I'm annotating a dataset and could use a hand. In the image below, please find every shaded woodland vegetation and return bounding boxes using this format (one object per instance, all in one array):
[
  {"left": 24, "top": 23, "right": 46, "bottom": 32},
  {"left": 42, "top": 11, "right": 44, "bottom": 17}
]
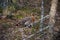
[{"left": 0, "top": 0, "right": 60, "bottom": 40}]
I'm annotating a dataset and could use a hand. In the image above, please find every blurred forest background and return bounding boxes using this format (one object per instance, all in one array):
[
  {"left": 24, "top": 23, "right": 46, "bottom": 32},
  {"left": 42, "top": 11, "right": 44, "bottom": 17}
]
[{"left": 0, "top": 0, "right": 60, "bottom": 40}]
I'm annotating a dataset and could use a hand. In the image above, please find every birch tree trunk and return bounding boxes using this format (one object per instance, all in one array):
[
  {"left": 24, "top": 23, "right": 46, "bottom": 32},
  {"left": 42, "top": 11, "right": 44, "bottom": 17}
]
[{"left": 48, "top": 0, "right": 58, "bottom": 40}]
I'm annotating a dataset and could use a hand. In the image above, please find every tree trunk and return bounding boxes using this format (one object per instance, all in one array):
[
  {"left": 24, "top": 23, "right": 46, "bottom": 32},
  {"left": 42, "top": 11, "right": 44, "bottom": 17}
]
[{"left": 48, "top": 0, "right": 58, "bottom": 40}]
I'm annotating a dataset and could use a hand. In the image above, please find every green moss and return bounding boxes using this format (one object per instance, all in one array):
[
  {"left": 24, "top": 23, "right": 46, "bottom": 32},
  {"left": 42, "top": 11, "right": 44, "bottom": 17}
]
[{"left": 16, "top": 15, "right": 23, "bottom": 19}]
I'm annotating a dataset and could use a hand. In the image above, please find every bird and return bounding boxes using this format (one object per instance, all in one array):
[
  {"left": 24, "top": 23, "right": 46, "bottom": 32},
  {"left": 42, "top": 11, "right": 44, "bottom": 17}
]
[
  {"left": 24, "top": 14, "right": 36, "bottom": 28},
  {"left": 15, "top": 13, "right": 36, "bottom": 28}
]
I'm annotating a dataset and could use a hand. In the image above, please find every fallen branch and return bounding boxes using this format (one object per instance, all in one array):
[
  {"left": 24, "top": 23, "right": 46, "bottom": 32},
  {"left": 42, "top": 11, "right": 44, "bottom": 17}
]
[
  {"left": 28, "top": 15, "right": 49, "bottom": 26},
  {"left": 26, "top": 25, "right": 50, "bottom": 39}
]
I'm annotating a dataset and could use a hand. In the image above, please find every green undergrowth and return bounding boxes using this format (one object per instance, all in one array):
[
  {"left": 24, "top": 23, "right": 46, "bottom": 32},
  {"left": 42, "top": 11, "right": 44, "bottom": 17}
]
[
  {"left": 15, "top": 15, "right": 23, "bottom": 19},
  {"left": 20, "top": 7, "right": 40, "bottom": 13}
]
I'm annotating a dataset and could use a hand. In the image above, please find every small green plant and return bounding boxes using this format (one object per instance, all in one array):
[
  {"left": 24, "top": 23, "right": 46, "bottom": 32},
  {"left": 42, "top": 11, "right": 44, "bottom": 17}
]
[
  {"left": 8, "top": 5, "right": 15, "bottom": 11},
  {"left": 16, "top": 15, "right": 23, "bottom": 19}
]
